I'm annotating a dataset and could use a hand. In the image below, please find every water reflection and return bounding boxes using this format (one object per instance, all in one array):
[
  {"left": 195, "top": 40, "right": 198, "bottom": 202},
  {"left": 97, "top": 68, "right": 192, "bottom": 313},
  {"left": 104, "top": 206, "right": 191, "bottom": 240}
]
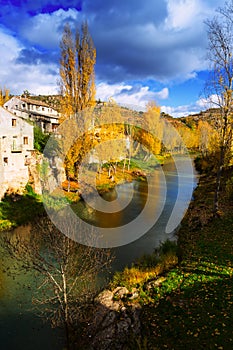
[{"left": 0, "top": 156, "right": 197, "bottom": 349}]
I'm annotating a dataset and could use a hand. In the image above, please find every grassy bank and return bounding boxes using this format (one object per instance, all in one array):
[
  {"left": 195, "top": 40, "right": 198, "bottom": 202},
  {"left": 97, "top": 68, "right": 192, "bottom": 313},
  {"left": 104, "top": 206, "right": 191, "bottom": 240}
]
[
  {"left": 108, "top": 170, "right": 233, "bottom": 349},
  {"left": 0, "top": 185, "right": 45, "bottom": 231}
]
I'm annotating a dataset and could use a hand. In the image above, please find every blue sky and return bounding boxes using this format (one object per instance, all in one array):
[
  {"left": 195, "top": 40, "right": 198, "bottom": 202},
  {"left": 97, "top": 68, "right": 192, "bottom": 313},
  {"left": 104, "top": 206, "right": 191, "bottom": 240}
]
[{"left": 0, "top": 0, "right": 224, "bottom": 117}]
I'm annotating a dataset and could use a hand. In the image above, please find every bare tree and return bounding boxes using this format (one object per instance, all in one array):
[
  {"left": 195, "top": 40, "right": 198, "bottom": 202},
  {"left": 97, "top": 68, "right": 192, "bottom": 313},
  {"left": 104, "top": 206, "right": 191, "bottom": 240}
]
[
  {"left": 205, "top": 0, "right": 233, "bottom": 215},
  {"left": 1, "top": 217, "right": 113, "bottom": 349}
]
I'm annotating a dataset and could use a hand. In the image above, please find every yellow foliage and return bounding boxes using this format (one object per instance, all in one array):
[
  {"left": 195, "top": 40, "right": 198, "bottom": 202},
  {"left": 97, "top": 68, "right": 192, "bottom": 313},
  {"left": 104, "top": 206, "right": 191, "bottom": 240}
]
[
  {"left": 59, "top": 21, "right": 96, "bottom": 119},
  {"left": 143, "top": 101, "right": 163, "bottom": 155},
  {"left": 0, "top": 87, "right": 10, "bottom": 106}
]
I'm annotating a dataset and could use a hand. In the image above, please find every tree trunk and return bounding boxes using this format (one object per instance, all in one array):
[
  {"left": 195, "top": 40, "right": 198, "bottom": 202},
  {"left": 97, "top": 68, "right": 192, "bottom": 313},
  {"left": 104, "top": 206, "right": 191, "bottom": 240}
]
[{"left": 213, "top": 146, "right": 224, "bottom": 217}]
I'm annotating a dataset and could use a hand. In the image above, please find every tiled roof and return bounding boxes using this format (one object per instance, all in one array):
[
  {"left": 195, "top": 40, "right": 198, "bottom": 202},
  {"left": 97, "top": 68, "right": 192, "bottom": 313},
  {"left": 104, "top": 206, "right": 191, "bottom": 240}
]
[{"left": 20, "top": 97, "right": 50, "bottom": 108}]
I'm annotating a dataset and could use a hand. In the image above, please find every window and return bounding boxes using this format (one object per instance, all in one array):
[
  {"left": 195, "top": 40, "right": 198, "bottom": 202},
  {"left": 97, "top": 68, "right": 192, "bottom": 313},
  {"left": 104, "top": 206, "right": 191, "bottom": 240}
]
[
  {"left": 23, "top": 136, "right": 28, "bottom": 145},
  {"left": 3, "top": 157, "right": 8, "bottom": 165},
  {"left": 12, "top": 119, "right": 16, "bottom": 127},
  {"left": 22, "top": 103, "right": 26, "bottom": 108},
  {"left": 42, "top": 107, "right": 45, "bottom": 111}
]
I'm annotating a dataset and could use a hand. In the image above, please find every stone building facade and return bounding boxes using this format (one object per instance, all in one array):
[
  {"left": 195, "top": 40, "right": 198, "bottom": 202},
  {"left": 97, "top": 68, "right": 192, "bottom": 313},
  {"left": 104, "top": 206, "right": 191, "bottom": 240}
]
[
  {"left": 4, "top": 96, "right": 59, "bottom": 133},
  {"left": 0, "top": 107, "right": 34, "bottom": 198}
]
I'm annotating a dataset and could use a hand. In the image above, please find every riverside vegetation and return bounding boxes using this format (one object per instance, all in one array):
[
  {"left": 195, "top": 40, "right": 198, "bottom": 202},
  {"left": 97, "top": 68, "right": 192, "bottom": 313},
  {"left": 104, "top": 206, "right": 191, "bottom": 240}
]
[{"left": 87, "top": 163, "right": 232, "bottom": 350}]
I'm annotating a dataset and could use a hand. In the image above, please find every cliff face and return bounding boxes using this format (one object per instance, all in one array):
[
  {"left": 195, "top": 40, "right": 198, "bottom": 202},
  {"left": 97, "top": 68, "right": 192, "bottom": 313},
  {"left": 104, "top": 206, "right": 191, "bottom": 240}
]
[
  {"left": 28, "top": 152, "right": 66, "bottom": 195},
  {"left": 0, "top": 151, "right": 66, "bottom": 199},
  {"left": 27, "top": 152, "right": 43, "bottom": 195}
]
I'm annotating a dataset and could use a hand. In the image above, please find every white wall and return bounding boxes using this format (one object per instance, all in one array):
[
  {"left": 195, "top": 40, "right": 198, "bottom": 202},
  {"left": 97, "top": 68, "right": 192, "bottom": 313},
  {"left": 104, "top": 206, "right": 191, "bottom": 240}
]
[{"left": 0, "top": 107, "right": 34, "bottom": 198}]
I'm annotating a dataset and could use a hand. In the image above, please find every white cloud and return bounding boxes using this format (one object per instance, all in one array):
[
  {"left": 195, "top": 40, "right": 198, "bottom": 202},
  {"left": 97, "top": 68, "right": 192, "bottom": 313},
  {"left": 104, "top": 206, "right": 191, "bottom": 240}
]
[
  {"left": 156, "top": 87, "right": 169, "bottom": 99},
  {"left": 196, "top": 94, "right": 220, "bottom": 108},
  {"left": 96, "top": 83, "right": 169, "bottom": 109},
  {"left": 161, "top": 93, "right": 221, "bottom": 118},
  {"left": 165, "top": 0, "right": 202, "bottom": 30},
  {"left": 0, "top": 27, "right": 59, "bottom": 95},
  {"left": 0, "top": 30, "right": 22, "bottom": 70},
  {"left": 9, "top": 63, "right": 59, "bottom": 95}
]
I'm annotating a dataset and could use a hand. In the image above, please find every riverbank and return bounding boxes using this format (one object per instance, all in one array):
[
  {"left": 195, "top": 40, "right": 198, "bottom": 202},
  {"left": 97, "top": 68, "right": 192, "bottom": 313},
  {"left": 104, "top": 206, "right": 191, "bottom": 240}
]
[
  {"left": 139, "top": 170, "right": 233, "bottom": 349},
  {"left": 0, "top": 185, "right": 44, "bottom": 231},
  {"left": 60, "top": 157, "right": 162, "bottom": 202},
  {"left": 0, "top": 158, "right": 153, "bottom": 231},
  {"left": 84, "top": 168, "right": 233, "bottom": 349}
]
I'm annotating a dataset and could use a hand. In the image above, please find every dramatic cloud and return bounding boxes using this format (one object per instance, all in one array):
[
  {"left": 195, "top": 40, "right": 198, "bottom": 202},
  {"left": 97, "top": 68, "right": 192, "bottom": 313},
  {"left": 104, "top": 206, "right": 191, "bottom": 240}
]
[
  {"left": 20, "top": 8, "right": 81, "bottom": 49},
  {"left": 87, "top": 0, "right": 219, "bottom": 83},
  {"left": 0, "top": 26, "right": 58, "bottom": 94},
  {"left": 0, "top": 0, "right": 225, "bottom": 115}
]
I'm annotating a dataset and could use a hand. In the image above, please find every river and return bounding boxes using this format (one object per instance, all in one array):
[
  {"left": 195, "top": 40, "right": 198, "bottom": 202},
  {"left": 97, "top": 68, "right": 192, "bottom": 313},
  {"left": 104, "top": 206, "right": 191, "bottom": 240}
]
[{"left": 0, "top": 156, "right": 197, "bottom": 349}]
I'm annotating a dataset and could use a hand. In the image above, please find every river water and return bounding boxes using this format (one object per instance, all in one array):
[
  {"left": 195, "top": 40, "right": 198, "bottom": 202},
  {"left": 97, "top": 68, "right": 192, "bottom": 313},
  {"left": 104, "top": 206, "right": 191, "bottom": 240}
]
[{"left": 0, "top": 156, "right": 197, "bottom": 349}]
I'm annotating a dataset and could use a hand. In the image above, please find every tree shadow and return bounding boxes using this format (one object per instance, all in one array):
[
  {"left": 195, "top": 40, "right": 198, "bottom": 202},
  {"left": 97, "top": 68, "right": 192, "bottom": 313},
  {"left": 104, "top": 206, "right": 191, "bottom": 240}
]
[{"left": 0, "top": 191, "right": 45, "bottom": 227}]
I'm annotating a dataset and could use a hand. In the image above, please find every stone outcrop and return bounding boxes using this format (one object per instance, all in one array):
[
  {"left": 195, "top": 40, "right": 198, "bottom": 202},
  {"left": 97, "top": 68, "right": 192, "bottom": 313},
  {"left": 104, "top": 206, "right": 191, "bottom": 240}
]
[
  {"left": 86, "top": 287, "right": 141, "bottom": 350},
  {"left": 28, "top": 153, "right": 66, "bottom": 195}
]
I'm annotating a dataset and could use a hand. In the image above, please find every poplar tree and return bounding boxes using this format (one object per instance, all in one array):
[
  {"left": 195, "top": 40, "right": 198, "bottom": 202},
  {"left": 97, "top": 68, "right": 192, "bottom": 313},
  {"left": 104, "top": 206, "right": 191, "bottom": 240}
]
[
  {"left": 59, "top": 21, "right": 96, "bottom": 120},
  {"left": 59, "top": 22, "right": 96, "bottom": 178}
]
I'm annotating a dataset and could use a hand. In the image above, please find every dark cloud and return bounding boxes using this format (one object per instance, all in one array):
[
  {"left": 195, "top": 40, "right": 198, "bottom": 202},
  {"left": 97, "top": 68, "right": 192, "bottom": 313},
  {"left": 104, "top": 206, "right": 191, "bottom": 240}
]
[
  {"left": 0, "top": 0, "right": 82, "bottom": 15},
  {"left": 16, "top": 48, "right": 58, "bottom": 67},
  {"left": 83, "top": 0, "right": 167, "bottom": 27},
  {"left": 84, "top": 0, "right": 211, "bottom": 83},
  {"left": 117, "top": 86, "right": 143, "bottom": 96}
]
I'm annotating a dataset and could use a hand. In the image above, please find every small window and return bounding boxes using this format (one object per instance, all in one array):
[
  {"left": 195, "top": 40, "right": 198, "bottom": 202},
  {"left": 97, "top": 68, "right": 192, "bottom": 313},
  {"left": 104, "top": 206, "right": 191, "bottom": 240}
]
[
  {"left": 12, "top": 119, "right": 16, "bottom": 127},
  {"left": 42, "top": 107, "right": 45, "bottom": 111},
  {"left": 3, "top": 157, "right": 8, "bottom": 165},
  {"left": 23, "top": 136, "right": 28, "bottom": 145},
  {"left": 22, "top": 103, "right": 26, "bottom": 108}
]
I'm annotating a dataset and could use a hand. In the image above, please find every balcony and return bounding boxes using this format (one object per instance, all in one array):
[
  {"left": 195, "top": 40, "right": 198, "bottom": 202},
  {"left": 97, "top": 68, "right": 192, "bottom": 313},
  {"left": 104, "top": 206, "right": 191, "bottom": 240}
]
[{"left": 11, "top": 144, "right": 23, "bottom": 153}]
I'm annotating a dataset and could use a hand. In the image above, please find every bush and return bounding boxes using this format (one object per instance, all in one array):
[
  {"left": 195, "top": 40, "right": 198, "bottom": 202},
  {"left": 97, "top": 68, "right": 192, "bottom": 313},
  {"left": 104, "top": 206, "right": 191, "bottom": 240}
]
[
  {"left": 34, "top": 125, "right": 50, "bottom": 152},
  {"left": 156, "top": 239, "right": 178, "bottom": 256}
]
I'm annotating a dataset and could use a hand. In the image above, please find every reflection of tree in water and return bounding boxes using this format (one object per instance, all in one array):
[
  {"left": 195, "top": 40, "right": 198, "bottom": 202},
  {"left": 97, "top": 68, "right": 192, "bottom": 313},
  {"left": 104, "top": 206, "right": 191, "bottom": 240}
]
[{"left": 1, "top": 217, "right": 113, "bottom": 349}]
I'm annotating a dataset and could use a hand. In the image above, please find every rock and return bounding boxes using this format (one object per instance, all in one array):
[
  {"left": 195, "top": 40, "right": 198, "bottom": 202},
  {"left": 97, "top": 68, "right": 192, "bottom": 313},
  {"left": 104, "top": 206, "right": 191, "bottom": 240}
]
[
  {"left": 113, "top": 286, "right": 129, "bottom": 299},
  {"left": 146, "top": 276, "right": 166, "bottom": 291},
  {"left": 87, "top": 288, "right": 142, "bottom": 350}
]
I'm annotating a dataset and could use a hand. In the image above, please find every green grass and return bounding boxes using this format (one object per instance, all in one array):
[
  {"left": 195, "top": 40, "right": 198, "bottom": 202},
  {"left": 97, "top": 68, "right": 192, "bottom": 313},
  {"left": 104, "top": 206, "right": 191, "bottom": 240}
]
[
  {"left": 109, "top": 169, "right": 233, "bottom": 349},
  {"left": 138, "top": 171, "right": 233, "bottom": 349},
  {"left": 0, "top": 185, "right": 45, "bottom": 231},
  {"left": 118, "top": 154, "right": 164, "bottom": 174}
]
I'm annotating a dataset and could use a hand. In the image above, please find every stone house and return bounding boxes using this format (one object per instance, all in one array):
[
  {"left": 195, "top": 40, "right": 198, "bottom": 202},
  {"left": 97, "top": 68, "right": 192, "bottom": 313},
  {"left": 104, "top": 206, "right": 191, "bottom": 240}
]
[
  {"left": 0, "top": 106, "right": 34, "bottom": 198},
  {"left": 4, "top": 96, "right": 60, "bottom": 133}
]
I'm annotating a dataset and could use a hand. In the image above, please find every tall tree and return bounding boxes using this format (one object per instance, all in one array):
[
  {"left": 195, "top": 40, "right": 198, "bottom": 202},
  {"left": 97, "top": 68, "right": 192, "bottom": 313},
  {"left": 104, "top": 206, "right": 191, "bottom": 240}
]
[
  {"left": 59, "top": 21, "right": 96, "bottom": 120},
  {"left": 205, "top": 0, "right": 233, "bottom": 215}
]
